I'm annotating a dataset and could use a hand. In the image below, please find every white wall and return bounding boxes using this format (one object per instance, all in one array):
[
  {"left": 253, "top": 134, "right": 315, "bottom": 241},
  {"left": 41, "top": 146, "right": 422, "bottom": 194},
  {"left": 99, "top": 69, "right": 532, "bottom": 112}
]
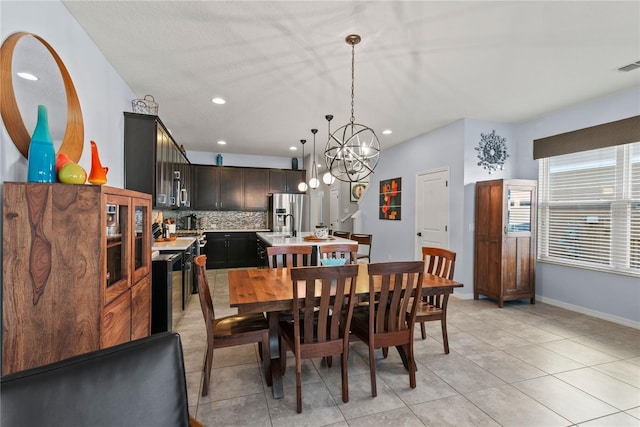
[
  {"left": 1, "top": 1, "right": 136, "bottom": 188},
  {"left": 515, "top": 88, "right": 640, "bottom": 326}
]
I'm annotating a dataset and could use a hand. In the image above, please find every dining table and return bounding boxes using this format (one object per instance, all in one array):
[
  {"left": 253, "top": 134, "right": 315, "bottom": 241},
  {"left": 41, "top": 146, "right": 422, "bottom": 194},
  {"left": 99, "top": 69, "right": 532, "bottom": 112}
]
[{"left": 228, "top": 263, "right": 463, "bottom": 399}]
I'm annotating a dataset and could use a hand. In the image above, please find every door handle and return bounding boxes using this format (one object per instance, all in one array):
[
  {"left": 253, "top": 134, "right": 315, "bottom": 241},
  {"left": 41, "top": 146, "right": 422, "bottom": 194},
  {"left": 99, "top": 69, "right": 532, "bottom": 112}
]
[{"left": 417, "top": 232, "right": 422, "bottom": 236}]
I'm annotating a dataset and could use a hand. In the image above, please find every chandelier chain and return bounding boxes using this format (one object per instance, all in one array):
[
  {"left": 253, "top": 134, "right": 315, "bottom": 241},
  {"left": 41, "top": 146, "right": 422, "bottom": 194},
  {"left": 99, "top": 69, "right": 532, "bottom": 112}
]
[{"left": 350, "top": 43, "right": 355, "bottom": 125}]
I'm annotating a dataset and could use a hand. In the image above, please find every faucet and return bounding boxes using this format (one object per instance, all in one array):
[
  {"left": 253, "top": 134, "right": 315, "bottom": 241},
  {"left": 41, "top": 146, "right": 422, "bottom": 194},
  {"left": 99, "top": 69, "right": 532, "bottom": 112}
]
[{"left": 283, "top": 214, "right": 296, "bottom": 237}]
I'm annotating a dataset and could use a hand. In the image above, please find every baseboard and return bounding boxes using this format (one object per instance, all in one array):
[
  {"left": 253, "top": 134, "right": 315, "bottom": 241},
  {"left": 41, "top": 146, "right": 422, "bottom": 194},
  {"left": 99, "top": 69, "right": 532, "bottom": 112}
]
[
  {"left": 451, "top": 293, "right": 639, "bottom": 330},
  {"left": 535, "top": 295, "right": 640, "bottom": 330}
]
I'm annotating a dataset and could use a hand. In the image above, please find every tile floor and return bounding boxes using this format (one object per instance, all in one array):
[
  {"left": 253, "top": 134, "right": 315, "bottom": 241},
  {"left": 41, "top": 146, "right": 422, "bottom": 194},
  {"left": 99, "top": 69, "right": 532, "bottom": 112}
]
[{"left": 176, "top": 268, "right": 640, "bottom": 427}]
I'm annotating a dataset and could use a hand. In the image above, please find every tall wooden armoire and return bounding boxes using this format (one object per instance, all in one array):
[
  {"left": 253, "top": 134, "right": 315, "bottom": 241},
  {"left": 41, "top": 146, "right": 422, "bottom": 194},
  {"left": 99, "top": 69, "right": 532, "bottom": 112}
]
[{"left": 474, "top": 179, "right": 537, "bottom": 307}]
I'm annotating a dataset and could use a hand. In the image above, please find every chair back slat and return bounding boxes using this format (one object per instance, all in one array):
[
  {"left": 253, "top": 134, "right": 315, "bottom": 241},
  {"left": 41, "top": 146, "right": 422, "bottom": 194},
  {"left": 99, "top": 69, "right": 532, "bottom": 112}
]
[
  {"left": 422, "top": 247, "right": 456, "bottom": 280},
  {"left": 368, "top": 261, "right": 424, "bottom": 335},
  {"left": 318, "top": 243, "right": 358, "bottom": 265},
  {"left": 267, "top": 245, "right": 313, "bottom": 268},
  {"left": 291, "top": 265, "right": 360, "bottom": 345}
]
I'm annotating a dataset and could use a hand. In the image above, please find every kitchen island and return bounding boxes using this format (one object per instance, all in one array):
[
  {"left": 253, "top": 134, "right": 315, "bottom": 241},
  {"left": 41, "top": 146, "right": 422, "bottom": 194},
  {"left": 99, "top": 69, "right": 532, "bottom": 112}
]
[{"left": 256, "top": 231, "right": 355, "bottom": 266}]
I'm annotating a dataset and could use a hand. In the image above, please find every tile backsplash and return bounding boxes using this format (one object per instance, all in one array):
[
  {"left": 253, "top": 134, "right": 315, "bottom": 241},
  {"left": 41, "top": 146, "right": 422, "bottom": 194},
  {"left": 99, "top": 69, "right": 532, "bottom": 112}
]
[{"left": 155, "top": 210, "right": 267, "bottom": 230}]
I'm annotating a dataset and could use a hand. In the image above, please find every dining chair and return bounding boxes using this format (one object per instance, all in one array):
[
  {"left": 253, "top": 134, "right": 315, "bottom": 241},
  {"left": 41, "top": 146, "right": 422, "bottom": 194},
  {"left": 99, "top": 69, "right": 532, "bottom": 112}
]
[
  {"left": 350, "top": 233, "right": 373, "bottom": 262},
  {"left": 267, "top": 245, "right": 313, "bottom": 268},
  {"left": 194, "top": 255, "right": 270, "bottom": 397},
  {"left": 317, "top": 243, "right": 359, "bottom": 265},
  {"left": 279, "top": 264, "right": 360, "bottom": 412},
  {"left": 350, "top": 261, "right": 424, "bottom": 397},
  {"left": 332, "top": 230, "right": 351, "bottom": 239},
  {"left": 414, "top": 247, "right": 456, "bottom": 353}
]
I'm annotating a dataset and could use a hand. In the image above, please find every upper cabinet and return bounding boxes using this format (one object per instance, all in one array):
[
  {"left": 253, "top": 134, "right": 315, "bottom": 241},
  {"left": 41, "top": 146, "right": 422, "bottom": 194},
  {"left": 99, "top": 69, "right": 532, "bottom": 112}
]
[
  {"left": 194, "top": 166, "right": 270, "bottom": 211},
  {"left": 269, "top": 169, "right": 306, "bottom": 193},
  {"left": 124, "top": 112, "right": 192, "bottom": 209}
]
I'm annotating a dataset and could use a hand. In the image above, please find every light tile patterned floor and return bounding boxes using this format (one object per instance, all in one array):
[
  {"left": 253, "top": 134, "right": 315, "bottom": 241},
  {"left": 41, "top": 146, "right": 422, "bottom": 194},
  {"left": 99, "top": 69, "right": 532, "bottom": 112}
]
[{"left": 177, "top": 268, "right": 640, "bottom": 427}]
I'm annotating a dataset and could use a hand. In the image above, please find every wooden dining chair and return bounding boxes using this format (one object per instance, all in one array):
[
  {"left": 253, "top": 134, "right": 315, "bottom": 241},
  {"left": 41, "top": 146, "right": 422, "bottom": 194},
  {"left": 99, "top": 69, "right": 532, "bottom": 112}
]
[
  {"left": 332, "top": 230, "right": 351, "bottom": 239},
  {"left": 194, "top": 255, "right": 270, "bottom": 397},
  {"left": 350, "top": 233, "right": 373, "bottom": 262},
  {"left": 414, "top": 247, "right": 456, "bottom": 353},
  {"left": 279, "top": 264, "right": 360, "bottom": 413},
  {"left": 267, "top": 245, "right": 313, "bottom": 268},
  {"left": 350, "top": 261, "right": 424, "bottom": 397},
  {"left": 317, "top": 243, "right": 359, "bottom": 265}
]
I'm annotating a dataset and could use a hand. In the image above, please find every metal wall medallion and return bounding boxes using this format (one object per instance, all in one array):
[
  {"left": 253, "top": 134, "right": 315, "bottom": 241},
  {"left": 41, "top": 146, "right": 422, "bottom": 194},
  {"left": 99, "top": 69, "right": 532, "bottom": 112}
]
[{"left": 476, "top": 130, "right": 508, "bottom": 173}]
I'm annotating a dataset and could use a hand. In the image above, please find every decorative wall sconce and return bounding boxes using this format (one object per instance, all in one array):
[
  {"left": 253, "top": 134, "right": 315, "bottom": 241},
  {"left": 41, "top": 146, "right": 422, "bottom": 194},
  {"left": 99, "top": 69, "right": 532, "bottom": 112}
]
[{"left": 476, "top": 130, "right": 508, "bottom": 173}]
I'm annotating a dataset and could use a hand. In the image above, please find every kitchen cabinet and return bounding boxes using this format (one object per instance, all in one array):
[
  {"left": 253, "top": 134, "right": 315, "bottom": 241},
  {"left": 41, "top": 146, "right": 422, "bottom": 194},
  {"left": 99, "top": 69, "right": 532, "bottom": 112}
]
[
  {"left": 193, "top": 165, "right": 246, "bottom": 211},
  {"left": 205, "top": 232, "right": 257, "bottom": 269},
  {"left": 244, "top": 168, "right": 269, "bottom": 211},
  {"left": 474, "top": 179, "right": 537, "bottom": 307},
  {"left": 2, "top": 183, "right": 152, "bottom": 375},
  {"left": 269, "top": 169, "right": 306, "bottom": 193},
  {"left": 124, "top": 112, "right": 192, "bottom": 209}
]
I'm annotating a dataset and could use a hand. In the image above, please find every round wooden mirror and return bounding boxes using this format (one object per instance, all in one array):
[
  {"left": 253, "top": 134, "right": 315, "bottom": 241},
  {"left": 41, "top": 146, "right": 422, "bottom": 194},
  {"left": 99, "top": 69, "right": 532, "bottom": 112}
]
[{"left": 1, "top": 32, "right": 84, "bottom": 161}]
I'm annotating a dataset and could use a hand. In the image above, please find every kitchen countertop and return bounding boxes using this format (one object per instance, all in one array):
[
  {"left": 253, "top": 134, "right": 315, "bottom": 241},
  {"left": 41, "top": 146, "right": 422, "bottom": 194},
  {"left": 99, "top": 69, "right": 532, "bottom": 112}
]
[
  {"left": 257, "top": 231, "right": 354, "bottom": 247},
  {"left": 202, "top": 229, "right": 270, "bottom": 233},
  {"left": 152, "top": 236, "right": 197, "bottom": 251}
]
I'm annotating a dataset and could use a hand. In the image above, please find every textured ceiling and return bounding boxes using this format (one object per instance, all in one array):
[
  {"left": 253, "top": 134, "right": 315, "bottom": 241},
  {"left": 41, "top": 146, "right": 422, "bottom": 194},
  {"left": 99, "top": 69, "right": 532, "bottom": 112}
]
[{"left": 62, "top": 1, "right": 640, "bottom": 159}]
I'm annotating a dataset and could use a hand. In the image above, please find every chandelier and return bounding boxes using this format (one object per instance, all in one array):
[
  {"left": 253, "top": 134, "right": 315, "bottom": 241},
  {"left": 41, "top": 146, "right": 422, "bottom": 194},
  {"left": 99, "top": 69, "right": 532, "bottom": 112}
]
[{"left": 324, "top": 34, "right": 380, "bottom": 183}]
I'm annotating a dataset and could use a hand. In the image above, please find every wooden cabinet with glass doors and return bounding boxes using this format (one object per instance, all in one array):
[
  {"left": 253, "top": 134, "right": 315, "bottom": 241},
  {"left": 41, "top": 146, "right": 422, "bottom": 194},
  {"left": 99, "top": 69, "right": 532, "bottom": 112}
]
[
  {"left": 474, "top": 179, "right": 537, "bottom": 307},
  {"left": 2, "top": 183, "right": 152, "bottom": 375}
]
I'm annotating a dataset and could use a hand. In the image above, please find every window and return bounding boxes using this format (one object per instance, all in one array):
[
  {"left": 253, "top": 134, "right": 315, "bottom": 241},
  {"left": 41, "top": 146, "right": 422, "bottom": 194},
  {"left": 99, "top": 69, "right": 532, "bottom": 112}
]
[{"left": 538, "top": 141, "right": 640, "bottom": 276}]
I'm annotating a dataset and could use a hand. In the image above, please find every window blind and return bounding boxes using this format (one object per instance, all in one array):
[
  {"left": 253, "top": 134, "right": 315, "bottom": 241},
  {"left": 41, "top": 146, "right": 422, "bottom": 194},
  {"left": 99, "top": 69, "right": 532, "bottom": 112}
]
[{"left": 538, "top": 141, "right": 640, "bottom": 276}]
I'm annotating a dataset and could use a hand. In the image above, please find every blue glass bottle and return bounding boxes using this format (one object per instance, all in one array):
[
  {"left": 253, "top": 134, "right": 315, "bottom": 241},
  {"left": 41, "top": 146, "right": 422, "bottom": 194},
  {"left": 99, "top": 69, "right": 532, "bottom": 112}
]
[{"left": 27, "top": 105, "right": 56, "bottom": 183}]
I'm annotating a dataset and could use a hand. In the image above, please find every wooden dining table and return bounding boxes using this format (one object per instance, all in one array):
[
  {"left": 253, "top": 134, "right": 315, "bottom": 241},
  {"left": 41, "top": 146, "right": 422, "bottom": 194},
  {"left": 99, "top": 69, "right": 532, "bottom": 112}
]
[{"left": 228, "top": 263, "right": 463, "bottom": 398}]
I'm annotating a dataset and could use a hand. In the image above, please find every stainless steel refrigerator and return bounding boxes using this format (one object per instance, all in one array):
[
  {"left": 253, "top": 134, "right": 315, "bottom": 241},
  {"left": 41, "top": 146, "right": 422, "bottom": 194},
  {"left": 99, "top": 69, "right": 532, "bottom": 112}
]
[{"left": 267, "top": 193, "right": 307, "bottom": 235}]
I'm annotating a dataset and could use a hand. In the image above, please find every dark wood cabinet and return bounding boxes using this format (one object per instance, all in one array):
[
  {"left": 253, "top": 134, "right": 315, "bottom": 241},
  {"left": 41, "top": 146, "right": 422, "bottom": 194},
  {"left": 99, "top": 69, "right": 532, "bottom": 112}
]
[
  {"left": 205, "top": 232, "right": 257, "bottom": 269},
  {"left": 474, "top": 179, "right": 537, "bottom": 307},
  {"left": 124, "top": 112, "right": 191, "bottom": 209},
  {"left": 244, "top": 168, "right": 269, "bottom": 211},
  {"left": 194, "top": 165, "right": 243, "bottom": 210},
  {"left": 269, "top": 169, "right": 306, "bottom": 193}
]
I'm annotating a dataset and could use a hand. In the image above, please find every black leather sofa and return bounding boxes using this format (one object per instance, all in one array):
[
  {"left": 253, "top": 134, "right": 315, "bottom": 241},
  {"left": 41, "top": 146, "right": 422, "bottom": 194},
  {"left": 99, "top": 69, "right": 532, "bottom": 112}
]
[{"left": 1, "top": 332, "right": 196, "bottom": 427}]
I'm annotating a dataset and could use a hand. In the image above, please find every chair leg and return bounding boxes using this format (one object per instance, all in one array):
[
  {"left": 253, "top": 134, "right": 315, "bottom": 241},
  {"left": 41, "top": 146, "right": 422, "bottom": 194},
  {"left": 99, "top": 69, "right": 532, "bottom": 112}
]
[
  {"left": 261, "top": 332, "right": 272, "bottom": 386},
  {"left": 420, "top": 321, "right": 427, "bottom": 340},
  {"left": 408, "top": 342, "right": 416, "bottom": 389},
  {"left": 368, "top": 344, "right": 377, "bottom": 397},
  {"left": 201, "top": 344, "right": 213, "bottom": 397},
  {"left": 341, "top": 346, "right": 349, "bottom": 403},
  {"left": 295, "top": 349, "right": 303, "bottom": 413},
  {"left": 441, "top": 319, "right": 449, "bottom": 354},
  {"left": 326, "top": 355, "right": 333, "bottom": 368},
  {"left": 258, "top": 341, "right": 264, "bottom": 361},
  {"left": 382, "top": 347, "right": 388, "bottom": 358}
]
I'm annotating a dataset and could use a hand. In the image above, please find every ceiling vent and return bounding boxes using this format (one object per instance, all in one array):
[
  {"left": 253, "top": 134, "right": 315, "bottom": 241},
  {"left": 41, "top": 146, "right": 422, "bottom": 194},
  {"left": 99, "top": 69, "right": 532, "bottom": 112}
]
[{"left": 618, "top": 61, "right": 640, "bottom": 72}]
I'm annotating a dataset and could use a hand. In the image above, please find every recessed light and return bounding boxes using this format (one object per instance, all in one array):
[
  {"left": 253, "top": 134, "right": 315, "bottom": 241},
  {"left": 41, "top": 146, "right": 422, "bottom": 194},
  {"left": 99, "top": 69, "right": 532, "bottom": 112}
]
[
  {"left": 289, "top": 146, "right": 297, "bottom": 151},
  {"left": 217, "top": 140, "right": 227, "bottom": 145},
  {"left": 17, "top": 72, "right": 38, "bottom": 81},
  {"left": 382, "top": 129, "right": 392, "bottom": 135},
  {"left": 211, "top": 97, "right": 226, "bottom": 104}
]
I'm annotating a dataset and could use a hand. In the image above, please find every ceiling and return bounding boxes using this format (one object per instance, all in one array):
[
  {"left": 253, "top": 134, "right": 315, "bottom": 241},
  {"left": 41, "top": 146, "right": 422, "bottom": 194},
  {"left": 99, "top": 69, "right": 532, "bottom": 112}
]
[{"left": 62, "top": 1, "right": 640, "bottom": 159}]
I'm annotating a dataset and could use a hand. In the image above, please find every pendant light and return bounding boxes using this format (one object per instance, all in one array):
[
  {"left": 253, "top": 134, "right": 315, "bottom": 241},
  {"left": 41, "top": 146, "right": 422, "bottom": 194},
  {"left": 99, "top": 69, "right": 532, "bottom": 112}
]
[
  {"left": 324, "top": 34, "right": 380, "bottom": 183},
  {"left": 297, "top": 139, "right": 308, "bottom": 192},
  {"left": 322, "top": 115, "right": 336, "bottom": 185},
  {"left": 308, "top": 129, "right": 320, "bottom": 189}
]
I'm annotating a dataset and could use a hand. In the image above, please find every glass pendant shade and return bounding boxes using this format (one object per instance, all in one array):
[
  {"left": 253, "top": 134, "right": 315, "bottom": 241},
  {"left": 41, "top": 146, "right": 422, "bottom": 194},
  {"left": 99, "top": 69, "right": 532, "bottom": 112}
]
[
  {"left": 324, "top": 34, "right": 380, "bottom": 184},
  {"left": 322, "top": 171, "right": 335, "bottom": 185},
  {"left": 298, "top": 181, "right": 308, "bottom": 192}
]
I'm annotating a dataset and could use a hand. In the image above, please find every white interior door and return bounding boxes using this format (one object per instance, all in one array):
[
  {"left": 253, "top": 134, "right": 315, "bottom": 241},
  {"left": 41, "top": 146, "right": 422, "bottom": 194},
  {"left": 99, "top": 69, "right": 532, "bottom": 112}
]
[
  {"left": 330, "top": 187, "right": 340, "bottom": 230},
  {"left": 415, "top": 168, "right": 450, "bottom": 259}
]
